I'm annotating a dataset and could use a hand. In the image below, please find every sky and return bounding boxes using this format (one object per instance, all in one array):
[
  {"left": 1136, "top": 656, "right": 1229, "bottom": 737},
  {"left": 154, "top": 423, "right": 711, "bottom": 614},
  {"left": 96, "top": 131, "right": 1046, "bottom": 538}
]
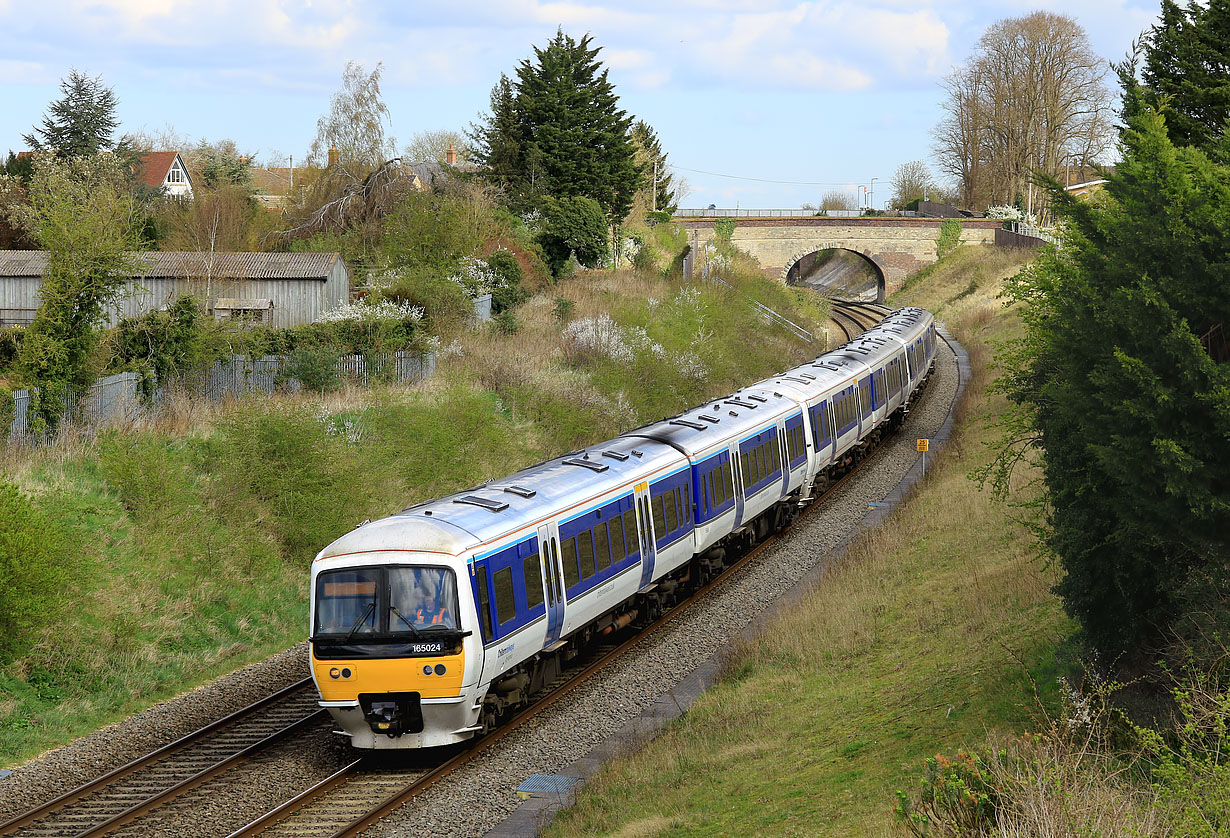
[{"left": 0, "top": 0, "right": 1162, "bottom": 209}]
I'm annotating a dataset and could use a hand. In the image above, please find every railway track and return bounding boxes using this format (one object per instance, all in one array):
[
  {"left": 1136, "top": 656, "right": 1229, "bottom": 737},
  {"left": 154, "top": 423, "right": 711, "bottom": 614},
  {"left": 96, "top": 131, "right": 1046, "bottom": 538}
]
[
  {"left": 228, "top": 310, "right": 908, "bottom": 838},
  {"left": 829, "top": 300, "right": 884, "bottom": 343},
  {"left": 0, "top": 681, "right": 327, "bottom": 838}
]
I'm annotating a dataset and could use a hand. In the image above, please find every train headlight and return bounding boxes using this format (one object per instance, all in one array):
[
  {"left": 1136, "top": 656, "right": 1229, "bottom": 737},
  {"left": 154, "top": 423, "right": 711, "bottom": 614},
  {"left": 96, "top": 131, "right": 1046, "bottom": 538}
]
[
  {"left": 329, "top": 667, "right": 340, "bottom": 679},
  {"left": 434, "top": 664, "right": 446, "bottom": 675},
  {"left": 423, "top": 665, "right": 433, "bottom": 675}
]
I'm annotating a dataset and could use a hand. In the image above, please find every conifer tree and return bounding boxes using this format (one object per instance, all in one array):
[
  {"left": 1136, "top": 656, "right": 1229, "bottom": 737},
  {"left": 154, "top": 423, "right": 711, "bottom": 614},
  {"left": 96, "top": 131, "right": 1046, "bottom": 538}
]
[
  {"left": 24, "top": 70, "right": 122, "bottom": 157},
  {"left": 996, "top": 100, "right": 1230, "bottom": 660},
  {"left": 471, "top": 29, "right": 643, "bottom": 221},
  {"left": 1134, "top": 0, "right": 1230, "bottom": 151}
]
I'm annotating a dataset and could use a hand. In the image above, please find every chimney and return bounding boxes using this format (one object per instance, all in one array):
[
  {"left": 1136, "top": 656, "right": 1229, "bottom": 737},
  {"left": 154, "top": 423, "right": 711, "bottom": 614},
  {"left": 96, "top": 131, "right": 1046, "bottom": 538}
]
[
  {"left": 328, "top": 145, "right": 339, "bottom": 167},
  {"left": 445, "top": 144, "right": 456, "bottom": 166}
]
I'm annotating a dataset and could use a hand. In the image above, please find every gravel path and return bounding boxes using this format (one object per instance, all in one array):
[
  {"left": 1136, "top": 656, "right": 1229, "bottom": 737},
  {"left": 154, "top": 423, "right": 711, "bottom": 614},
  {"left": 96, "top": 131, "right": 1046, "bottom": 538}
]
[{"left": 0, "top": 336, "right": 960, "bottom": 838}]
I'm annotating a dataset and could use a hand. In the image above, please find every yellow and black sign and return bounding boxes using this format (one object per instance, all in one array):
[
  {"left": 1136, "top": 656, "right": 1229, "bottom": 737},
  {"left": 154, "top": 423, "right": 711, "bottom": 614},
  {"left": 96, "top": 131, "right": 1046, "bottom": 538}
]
[{"left": 916, "top": 439, "right": 929, "bottom": 452}]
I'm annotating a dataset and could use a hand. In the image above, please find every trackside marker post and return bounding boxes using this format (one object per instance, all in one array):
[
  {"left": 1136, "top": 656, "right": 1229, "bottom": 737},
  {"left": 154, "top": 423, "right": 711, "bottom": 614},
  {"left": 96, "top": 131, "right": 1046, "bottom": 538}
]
[{"left": 916, "top": 438, "right": 929, "bottom": 475}]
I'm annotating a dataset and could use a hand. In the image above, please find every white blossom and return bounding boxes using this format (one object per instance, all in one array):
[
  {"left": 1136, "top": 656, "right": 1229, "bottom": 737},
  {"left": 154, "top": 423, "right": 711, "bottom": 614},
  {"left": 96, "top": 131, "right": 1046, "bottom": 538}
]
[{"left": 318, "top": 298, "right": 423, "bottom": 323}]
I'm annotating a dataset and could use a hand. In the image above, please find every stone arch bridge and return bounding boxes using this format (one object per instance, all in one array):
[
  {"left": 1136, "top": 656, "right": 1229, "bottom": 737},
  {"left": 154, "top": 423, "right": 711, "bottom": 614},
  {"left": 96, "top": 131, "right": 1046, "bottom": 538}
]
[{"left": 675, "top": 216, "right": 1001, "bottom": 301}]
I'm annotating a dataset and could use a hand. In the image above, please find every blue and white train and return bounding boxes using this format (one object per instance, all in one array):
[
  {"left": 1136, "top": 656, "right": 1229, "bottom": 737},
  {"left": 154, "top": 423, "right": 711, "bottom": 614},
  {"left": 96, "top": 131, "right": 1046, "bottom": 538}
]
[{"left": 309, "top": 307, "right": 939, "bottom": 749}]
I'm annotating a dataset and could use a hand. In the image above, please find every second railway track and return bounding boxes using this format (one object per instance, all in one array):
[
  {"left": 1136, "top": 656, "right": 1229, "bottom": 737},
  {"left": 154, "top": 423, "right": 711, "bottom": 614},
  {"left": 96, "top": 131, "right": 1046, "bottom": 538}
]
[{"left": 0, "top": 682, "right": 327, "bottom": 838}]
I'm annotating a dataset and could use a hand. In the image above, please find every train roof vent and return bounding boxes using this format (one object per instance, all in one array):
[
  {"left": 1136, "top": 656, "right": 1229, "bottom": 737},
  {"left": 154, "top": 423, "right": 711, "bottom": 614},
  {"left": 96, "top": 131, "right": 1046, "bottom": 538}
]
[
  {"left": 746, "top": 394, "right": 769, "bottom": 403},
  {"left": 697, "top": 414, "right": 720, "bottom": 424},
  {"left": 782, "top": 376, "right": 811, "bottom": 384},
  {"left": 724, "top": 397, "right": 757, "bottom": 409},
  {"left": 602, "top": 449, "right": 629, "bottom": 461},
  {"left": 503, "top": 485, "right": 536, "bottom": 498},
  {"left": 669, "top": 419, "right": 707, "bottom": 431},
  {"left": 563, "top": 456, "right": 610, "bottom": 472},
  {"left": 800, "top": 372, "right": 817, "bottom": 380},
  {"left": 454, "top": 495, "right": 510, "bottom": 512}
]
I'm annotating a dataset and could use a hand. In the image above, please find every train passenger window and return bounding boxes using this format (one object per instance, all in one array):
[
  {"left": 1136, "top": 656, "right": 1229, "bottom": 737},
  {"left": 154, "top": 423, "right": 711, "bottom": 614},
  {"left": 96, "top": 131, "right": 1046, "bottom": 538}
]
[
  {"left": 664, "top": 489, "right": 678, "bottom": 532},
  {"left": 593, "top": 523, "right": 611, "bottom": 572},
  {"left": 561, "top": 538, "right": 579, "bottom": 589},
  {"left": 703, "top": 473, "right": 711, "bottom": 510},
  {"left": 709, "top": 469, "right": 720, "bottom": 506},
  {"left": 609, "top": 515, "right": 626, "bottom": 559},
  {"left": 722, "top": 461, "right": 734, "bottom": 500},
  {"left": 523, "top": 553, "right": 544, "bottom": 610},
  {"left": 682, "top": 484, "right": 691, "bottom": 520},
  {"left": 740, "top": 452, "right": 751, "bottom": 491},
  {"left": 578, "top": 530, "right": 596, "bottom": 579},
  {"left": 623, "top": 509, "right": 638, "bottom": 553},
  {"left": 474, "top": 565, "right": 493, "bottom": 640},
  {"left": 493, "top": 567, "right": 516, "bottom": 625},
  {"left": 652, "top": 494, "right": 666, "bottom": 537}
]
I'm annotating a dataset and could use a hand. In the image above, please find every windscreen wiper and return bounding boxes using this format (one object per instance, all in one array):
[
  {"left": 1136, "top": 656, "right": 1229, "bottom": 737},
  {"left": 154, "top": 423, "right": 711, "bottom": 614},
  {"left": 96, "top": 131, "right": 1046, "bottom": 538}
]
[
  {"left": 388, "top": 605, "right": 421, "bottom": 638},
  {"left": 343, "top": 601, "right": 376, "bottom": 641}
]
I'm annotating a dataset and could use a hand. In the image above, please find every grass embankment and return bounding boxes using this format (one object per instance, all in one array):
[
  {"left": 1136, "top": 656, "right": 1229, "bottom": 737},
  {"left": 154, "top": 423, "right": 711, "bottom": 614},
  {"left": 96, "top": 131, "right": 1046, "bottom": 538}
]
[
  {"left": 0, "top": 260, "right": 829, "bottom": 767},
  {"left": 546, "top": 245, "right": 1066, "bottom": 837}
]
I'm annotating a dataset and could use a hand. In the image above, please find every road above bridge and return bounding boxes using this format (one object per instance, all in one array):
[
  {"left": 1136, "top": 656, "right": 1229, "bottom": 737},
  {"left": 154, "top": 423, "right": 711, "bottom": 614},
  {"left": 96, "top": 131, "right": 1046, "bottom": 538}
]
[{"left": 674, "top": 215, "right": 1001, "bottom": 300}]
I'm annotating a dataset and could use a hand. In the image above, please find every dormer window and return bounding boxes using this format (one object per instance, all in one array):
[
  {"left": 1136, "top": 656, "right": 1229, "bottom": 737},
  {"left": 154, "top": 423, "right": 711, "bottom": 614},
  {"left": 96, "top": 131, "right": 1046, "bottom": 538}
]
[{"left": 167, "top": 164, "right": 183, "bottom": 184}]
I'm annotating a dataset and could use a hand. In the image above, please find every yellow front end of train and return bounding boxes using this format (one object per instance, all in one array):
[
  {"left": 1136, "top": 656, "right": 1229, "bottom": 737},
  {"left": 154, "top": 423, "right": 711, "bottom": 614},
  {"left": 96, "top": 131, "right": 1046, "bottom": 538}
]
[{"left": 310, "top": 556, "right": 484, "bottom": 749}]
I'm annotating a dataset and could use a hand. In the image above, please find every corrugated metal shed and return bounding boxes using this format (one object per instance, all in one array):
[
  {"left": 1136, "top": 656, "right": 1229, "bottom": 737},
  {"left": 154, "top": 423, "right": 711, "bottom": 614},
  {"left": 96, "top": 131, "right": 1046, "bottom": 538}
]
[{"left": 0, "top": 251, "right": 349, "bottom": 329}]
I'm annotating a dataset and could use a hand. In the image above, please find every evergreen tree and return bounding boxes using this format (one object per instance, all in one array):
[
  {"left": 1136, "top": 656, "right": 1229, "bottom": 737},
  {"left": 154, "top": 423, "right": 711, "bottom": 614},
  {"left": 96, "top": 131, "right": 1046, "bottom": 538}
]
[
  {"left": 630, "top": 120, "right": 676, "bottom": 213},
  {"left": 23, "top": 70, "right": 122, "bottom": 157},
  {"left": 1134, "top": 0, "right": 1230, "bottom": 151},
  {"left": 996, "top": 101, "right": 1230, "bottom": 660},
  {"left": 471, "top": 29, "right": 643, "bottom": 220}
]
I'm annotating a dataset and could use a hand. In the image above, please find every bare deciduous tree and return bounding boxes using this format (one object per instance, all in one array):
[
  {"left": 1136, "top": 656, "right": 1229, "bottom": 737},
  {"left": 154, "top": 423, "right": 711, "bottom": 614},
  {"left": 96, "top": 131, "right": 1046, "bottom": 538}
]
[
  {"left": 820, "top": 189, "right": 856, "bottom": 211},
  {"left": 933, "top": 12, "right": 1114, "bottom": 212},
  {"left": 889, "top": 160, "right": 934, "bottom": 208},
  {"left": 402, "top": 129, "right": 471, "bottom": 165},
  {"left": 307, "top": 62, "right": 396, "bottom": 175}
]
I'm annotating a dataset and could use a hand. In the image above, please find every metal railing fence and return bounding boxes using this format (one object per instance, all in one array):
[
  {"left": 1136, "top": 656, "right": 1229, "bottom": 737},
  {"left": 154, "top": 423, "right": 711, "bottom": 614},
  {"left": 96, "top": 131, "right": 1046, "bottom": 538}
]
[{"left": 5, "top": 350, "right": 436, "bottom": 443}]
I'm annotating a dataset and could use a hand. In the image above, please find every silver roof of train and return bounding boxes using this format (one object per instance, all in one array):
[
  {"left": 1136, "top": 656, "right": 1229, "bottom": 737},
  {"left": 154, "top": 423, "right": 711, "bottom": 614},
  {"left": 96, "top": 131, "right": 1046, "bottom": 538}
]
[
  {"left": 624, "top": 385, "right": 799, "bottom": 457},
  {"left": 317, "top": 435, "right": 682, "bottom": 560}
]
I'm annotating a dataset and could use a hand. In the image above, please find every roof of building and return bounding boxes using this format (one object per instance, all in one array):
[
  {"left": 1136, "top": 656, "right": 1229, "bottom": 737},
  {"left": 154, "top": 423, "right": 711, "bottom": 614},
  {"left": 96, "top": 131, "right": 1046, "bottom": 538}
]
[
  {"left": 1064, "top": 179, "right": 1109, "bottom": 191},
  {"left": 250, "top": 167, "right": 294, "bottom": 195},
  {"left": 137, "top": 151, "right": 185, "bottom": 189},
  {"left": 0, "top": 250, "right": 342, "bottom": 280}
]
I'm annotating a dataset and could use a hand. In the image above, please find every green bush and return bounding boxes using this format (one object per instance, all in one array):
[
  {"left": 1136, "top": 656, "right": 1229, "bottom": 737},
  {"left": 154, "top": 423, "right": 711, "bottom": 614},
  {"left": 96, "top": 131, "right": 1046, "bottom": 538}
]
[
  {"left": 285, "top": 345, "right": 342, "bottom": 392},
  {"left": 484, "top": 250, "right": 528, "bottom": 313},
  {"left": 0, "top": 326, "right": 22, "bottom": 374},
  {"left": 713, "top": 217, "right": 736, "bottom": 243},
  {"left": 0, "top": 482, "right": 71, "bottom": 661},
  {"left": 896, "top": 750, "right": 1000, "bottom": 836},
  {"left": 645, "top": 210, "right": 672, "bottom": 226},
  {"left": 537, "top": 196, "right": 609, "bottom": 276},
  {"left": 553, "top": 297, "right": 575, "bottom": 323},
  {"left": 937, "top": 218, "right": 962, "bottom": 259},
  {"left": 382, "top": 272, "right": 472, "bottom": 333},
  {"left": 491, "top": 309, "right": 520, "bottom": 335}
]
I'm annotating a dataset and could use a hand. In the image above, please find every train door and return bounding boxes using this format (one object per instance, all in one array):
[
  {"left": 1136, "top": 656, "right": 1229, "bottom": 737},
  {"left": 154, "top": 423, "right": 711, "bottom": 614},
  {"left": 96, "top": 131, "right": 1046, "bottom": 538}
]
[
  {"left": 731, "top": 442, "right": 746, "bottom": 529},
  {"left": 777, "top": 420, "right": 790, "bottom": 499},
  {"left": 634, "top": 483, "right": 658, "bottom": 591},
  {"left": 537, "top": 523, "right": 565, "bottom": 648}
]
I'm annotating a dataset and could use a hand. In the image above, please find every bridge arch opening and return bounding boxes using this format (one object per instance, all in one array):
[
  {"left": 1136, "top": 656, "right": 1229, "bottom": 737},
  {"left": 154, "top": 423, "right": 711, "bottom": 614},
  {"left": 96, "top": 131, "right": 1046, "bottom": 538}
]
[{"left": 784, "top": 248, "right": 885, "bottom": 303}]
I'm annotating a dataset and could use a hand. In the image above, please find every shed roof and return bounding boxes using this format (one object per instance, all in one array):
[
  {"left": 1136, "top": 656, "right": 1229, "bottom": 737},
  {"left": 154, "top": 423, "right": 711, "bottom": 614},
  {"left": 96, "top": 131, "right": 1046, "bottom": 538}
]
[{"left": 0, "top": 250, "right": 342, "bottom": 280}]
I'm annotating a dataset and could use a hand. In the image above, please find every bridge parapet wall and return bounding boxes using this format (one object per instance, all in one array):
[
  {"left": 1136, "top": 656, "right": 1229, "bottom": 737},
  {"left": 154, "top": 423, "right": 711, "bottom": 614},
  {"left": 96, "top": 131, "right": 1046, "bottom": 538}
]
[{"left": 676, "top": 217, "right": 1000, "bottom": 296}]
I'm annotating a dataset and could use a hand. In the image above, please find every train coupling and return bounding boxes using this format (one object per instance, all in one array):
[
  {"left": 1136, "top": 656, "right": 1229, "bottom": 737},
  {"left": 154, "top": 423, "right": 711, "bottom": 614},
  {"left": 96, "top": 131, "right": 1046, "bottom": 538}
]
[{"left": 359, "top": 692, "right": 424, "bottom": 738}]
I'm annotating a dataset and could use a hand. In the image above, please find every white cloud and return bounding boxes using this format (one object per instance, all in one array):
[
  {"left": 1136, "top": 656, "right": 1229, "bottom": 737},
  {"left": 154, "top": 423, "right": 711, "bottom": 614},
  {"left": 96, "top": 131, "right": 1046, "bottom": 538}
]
[{"left": 0, "top": 60, "right": 52, "bottom": 84}]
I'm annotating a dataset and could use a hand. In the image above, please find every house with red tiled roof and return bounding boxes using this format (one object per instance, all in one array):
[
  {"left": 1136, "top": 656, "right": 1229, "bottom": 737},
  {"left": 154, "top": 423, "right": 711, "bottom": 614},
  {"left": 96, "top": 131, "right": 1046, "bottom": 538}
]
[{"left": 138, "top": 151, "right": 193, "bottom": 199}]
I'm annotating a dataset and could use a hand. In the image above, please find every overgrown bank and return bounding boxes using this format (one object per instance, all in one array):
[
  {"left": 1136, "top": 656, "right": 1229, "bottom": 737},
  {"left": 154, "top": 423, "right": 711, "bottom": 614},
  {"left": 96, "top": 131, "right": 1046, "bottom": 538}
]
[
  {"left": 0, "top": 258, "right": 828, "bottom": 767},
  {"left": 545, "top": 246, "right": 1060, "bottom": 836}
]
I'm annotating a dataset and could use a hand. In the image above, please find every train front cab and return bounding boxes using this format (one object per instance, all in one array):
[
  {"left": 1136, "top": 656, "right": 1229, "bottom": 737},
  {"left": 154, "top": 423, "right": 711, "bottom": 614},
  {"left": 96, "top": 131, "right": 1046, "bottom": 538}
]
[{"left": 309, "top": 551, "right": 485, "bottom": 749}]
